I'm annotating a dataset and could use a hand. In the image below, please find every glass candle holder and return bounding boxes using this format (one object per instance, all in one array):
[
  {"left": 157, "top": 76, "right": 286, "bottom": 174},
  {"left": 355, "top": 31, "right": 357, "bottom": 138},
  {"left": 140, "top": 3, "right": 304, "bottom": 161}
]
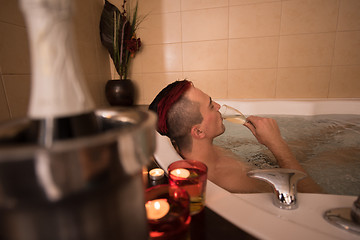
[
  {"left": 168, "top": 160, "right": 208, "bottom": 215},
  {"left": 145, "top": 184, "right": 191, "bottom": 240}
]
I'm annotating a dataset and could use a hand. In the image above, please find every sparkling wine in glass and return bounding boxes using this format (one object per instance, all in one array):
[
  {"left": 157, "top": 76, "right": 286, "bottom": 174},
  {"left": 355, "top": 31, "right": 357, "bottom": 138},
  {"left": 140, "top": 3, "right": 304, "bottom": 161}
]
[{"left": 219, "top": 104, "right": 247, "bottom": 125}]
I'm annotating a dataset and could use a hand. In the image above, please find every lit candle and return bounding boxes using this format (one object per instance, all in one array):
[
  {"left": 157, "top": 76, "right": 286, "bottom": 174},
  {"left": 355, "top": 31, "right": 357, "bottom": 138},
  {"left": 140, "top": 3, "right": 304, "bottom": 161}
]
[
  {"left": 145, "top": 199, "right": 170, "bottom": 220},
  {"left": 149, "top": 168, "right": 164, "bottom": 181},
  {"left": 170, "top": 168, "right": 190, "bottom": 178}
]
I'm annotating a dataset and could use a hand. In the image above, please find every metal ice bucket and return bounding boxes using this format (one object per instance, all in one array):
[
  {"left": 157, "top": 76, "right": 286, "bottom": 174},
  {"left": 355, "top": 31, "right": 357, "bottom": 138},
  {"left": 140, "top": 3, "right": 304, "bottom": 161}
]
[{"left": 0, "top": 108, "right": 156, "bottom": 240}]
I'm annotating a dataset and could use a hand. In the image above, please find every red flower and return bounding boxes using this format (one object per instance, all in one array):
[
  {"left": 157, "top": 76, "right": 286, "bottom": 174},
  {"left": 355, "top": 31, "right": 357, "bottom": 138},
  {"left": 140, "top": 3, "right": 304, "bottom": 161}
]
[{"left": 126, "top": 37, "right": 141, "bottom": 57}]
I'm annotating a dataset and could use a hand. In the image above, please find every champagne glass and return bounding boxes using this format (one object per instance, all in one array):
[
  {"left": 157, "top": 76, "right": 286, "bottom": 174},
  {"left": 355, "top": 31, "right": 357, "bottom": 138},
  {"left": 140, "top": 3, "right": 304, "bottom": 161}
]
[{"left": 219, "top": 104, "right": 247, "bottom": 125}]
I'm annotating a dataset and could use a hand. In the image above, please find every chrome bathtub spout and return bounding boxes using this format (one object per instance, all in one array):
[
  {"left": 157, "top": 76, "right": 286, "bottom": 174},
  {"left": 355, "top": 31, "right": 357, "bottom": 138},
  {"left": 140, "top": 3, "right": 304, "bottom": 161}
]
[{"left": 247, "top": 168, "right": 307, "bottom": 210}]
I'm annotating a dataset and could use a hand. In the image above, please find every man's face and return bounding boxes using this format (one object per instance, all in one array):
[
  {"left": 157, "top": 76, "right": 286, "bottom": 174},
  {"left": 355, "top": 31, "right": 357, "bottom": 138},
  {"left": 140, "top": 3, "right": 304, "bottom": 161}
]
[{"left": 186, "top": 86, "right": 225, "bottom": 139}]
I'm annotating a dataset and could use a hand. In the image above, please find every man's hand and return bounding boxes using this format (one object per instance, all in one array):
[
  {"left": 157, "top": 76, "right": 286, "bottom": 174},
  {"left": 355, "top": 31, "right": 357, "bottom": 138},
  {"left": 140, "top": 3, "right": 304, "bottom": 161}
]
[{"left": 244, "top": 116, "right": 285, "bottom": 148}]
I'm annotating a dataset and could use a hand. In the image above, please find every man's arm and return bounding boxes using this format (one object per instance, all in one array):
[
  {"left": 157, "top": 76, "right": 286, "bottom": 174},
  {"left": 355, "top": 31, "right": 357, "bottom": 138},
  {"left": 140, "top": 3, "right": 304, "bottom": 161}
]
[{"left": 244, "top": 116, "right": 323, "bottom": 193}]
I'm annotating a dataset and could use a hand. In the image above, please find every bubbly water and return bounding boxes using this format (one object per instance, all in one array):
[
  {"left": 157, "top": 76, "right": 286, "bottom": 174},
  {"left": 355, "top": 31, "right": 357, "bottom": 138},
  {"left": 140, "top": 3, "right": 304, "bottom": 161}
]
[{"left": 214, "top": 114, "right": 360, "bottom": 196}]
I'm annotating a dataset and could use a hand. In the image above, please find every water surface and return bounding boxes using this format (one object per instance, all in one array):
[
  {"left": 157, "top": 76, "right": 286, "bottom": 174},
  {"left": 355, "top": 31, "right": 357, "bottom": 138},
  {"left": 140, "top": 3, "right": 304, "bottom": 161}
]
[{"left": 214, "top": 114, "right": 360, "bottom": 196}]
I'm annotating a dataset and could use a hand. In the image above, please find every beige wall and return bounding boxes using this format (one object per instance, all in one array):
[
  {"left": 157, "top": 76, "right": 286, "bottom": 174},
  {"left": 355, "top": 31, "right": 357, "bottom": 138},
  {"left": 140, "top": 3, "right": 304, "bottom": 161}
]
[
  {"left": 0, "top": 0, "right": 110, "bottom": 122},
  {"left": 131, "top": 0, "right": 360, "bottom": 104},
  {"left": 1, "top": 0, "right": 360, "bottom": 122}
]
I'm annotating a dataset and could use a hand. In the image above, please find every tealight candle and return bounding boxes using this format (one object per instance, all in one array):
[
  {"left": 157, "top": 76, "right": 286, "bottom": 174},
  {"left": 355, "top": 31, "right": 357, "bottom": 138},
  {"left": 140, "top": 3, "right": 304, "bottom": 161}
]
[
  {"left": 145, "top": 199, "right": 170, "bottom": 220},
  {"left": 149, "top": 168, "right": 165, "bottom": 181},
  {"left": 170, "top": 168, "right": 190, "bottom": 178}
]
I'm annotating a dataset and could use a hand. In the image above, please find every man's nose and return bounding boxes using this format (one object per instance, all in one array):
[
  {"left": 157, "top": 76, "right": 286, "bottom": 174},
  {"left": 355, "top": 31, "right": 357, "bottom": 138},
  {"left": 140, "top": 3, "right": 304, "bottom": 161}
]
[{"left": 214, "top": 102, "right": 221, "bottom": 110}]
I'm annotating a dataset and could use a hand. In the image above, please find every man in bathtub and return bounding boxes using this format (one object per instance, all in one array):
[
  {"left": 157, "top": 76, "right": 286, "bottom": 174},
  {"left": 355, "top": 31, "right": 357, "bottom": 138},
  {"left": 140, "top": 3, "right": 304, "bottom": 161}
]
[{"left": 149, "top": 79, "right": 323, "bottom": 193}]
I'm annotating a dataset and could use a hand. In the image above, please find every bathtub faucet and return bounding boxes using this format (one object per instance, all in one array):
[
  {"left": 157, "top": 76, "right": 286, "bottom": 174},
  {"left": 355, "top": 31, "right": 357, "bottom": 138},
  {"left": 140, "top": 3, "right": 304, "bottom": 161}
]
[{"left": 247, "top": 169, "right": 307, "bottom": 210}]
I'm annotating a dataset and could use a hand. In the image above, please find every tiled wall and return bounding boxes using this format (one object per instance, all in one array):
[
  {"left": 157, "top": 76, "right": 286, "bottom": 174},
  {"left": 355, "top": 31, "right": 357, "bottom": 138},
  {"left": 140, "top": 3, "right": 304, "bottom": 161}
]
[
  {"left": 1, "top": 0, "right": 360, "bottom": 121},
  {"left": 130, "top": 0, "right": 360, "bottom": 104},
  {"left": 0, "top": 0, "right": 110, "bottom": 122}
]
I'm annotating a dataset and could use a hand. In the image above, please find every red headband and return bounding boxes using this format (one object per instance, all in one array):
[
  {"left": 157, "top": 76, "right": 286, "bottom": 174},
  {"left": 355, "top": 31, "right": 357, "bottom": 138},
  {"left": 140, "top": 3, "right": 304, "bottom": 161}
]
[{"left": 156, "top": 80, "right": 191, "bottom": 136}]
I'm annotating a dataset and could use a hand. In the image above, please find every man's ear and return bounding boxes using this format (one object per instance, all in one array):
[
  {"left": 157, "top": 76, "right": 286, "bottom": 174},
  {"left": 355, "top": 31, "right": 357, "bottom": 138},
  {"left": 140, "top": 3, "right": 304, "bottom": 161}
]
[{"left": 190, "top": 125, "right": 205, "bottom": 139}]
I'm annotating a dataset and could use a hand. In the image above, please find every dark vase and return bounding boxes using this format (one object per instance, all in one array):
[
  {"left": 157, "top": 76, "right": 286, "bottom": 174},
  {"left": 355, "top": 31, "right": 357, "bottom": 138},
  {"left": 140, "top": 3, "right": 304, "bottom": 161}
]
[{"left": 105, "top": 79, "right": 136, "bottom": 106}]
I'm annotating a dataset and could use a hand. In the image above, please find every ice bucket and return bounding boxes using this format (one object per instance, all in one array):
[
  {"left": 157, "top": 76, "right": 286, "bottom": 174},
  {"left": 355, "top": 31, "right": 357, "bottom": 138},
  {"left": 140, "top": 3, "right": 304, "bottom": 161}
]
[{"left": 0, "top": 108, "right": 156, "bottom": 240}]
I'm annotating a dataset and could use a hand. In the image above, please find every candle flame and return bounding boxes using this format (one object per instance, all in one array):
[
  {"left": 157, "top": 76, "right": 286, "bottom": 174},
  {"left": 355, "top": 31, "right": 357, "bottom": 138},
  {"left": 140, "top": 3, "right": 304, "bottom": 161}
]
[{"left": 154, "top": 201, "right": 160, "bottom": 210}]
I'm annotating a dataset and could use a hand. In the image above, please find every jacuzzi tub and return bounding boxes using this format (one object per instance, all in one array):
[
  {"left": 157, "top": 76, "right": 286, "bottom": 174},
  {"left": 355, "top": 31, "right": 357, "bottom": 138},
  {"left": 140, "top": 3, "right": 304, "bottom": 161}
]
[{"left": 153, "top": 99, "right": 360, "bottom": 240}]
